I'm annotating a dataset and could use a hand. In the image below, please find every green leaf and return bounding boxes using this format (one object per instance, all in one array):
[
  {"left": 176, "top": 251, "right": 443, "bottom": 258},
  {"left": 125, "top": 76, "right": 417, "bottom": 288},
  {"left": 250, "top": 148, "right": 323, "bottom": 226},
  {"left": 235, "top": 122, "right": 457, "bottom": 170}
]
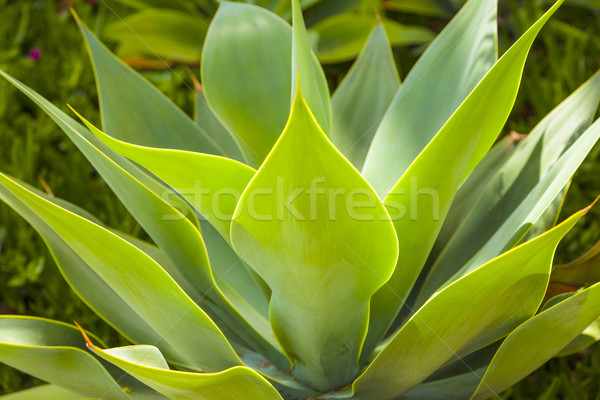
[
  {"left": 0, "top": 70, "right": 200, "bottom": 229},
  {"left": 202, "top": 2, "right": 292, "bottom": 166},
  {"left": 470, "top": 280, "right": 600, "bottom": 399},
  {"left": 76, "top": 16, "right": 221, "bottom": 154},
  {"left": 555, "top": 317, "right": 600, "bottom": 357},
  {"left": 418, "top": 71, "right": 600, "bottom": 303},
  {"left": 0, "top": 173, "right": 241, "bottom": 371},
  {"left": 310, "top": 13, "right": 433, "bottom": 64},
  {"left": 362, "top": 0, "right": 498, "bottom": 197},
  {"left": 0, "top": 177, "right": 190, "bottom": 365},
  {"left": 0, "top": 385, "right": 88, "bottom": 400},
  {"left": 87, "top": 343, "right": 284, "bottom": 400},
  {"left": 230, "top": 85, "right": 398, "bottom": 391},
  {"left": 0, "top": 68, "right": 286, "bottom": 370},
  {"left": 194, "top": 91, "right": 244, "bottom": 162},
  {"left": 383, "top": 0, "right": 451, "bottom": 16},
  {"left": 75, "top": 111, "right": 254, "bottom": 243},
  {"left": 446, "top": 116, "right": 600, "bottom": 285},
  {"left": 110, "top": 0, "right": 197, "bottom": 12},
  {"left": 330, "top": 22, "right": 400, "bottom": 169},
  {"left": 551, "top": 238, "right": 600, "bottom": 287},
  {"left": 73, "top": 114, "right": 289, "bottom": 368},
  {"left": 399, "top": 370, "right": 485, "bottom": 400},
  {"left": 291, "top": 0, "right": 331, "bottom": 133},
  {"left": 350, "top": 209, "right": 583, "bottom": 400},
  {"left": 0, "top": 317, "right": 129, "bottom": 400},
  {"left": 104, "top": 9, "right": 209, "bottom": 64},
  {"left": 363, "top": 0, "right": 562, "bottom": 358}
]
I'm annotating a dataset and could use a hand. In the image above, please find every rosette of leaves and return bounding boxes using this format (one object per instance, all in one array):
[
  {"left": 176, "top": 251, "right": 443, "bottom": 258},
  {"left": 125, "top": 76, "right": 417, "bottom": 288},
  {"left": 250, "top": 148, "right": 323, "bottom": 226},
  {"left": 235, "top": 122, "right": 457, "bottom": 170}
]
[{"left": 1, "top": 0, "right": 600, "bottom": 399}]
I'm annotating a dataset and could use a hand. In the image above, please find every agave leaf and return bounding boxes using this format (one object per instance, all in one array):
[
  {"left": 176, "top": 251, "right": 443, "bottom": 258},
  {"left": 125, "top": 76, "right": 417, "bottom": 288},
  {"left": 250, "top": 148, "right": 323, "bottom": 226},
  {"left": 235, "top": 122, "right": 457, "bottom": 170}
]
[
  {"left": 0, "top": 68, "right": 285, "bottom": 368},
  {"left": 0, "top": 317, "right": 129, "bottom": 400},
  {"left": 75, "top": 16, "right": 221, "bottom": 154},
  {"left": 417, "top": 71, "right": 600, "bottom": 304},
  {"left": 63, "top": 106, "right": 220, "bottom": 301},
  {"left": 0, "top": 384, "right": 89, "bottom": 400},
  {"left": 111, "top": 0, "right": 197, "bottom": 12},
  {"left": 447, "top": 116, "right": 600, "bottom": 284},
  {"left": 200, "top": 219, "right": 270, "bottom": 313},
  {"left": 362, "top": 0, "right": 498, "bottom": 197},
  {"left": 349, "top": 209, "right": 583, "bottom": 400},
  {"left": 76, "top": 112, "right": 254, "bottom": 243},
  {"left": 0, "top": 70, "right": 201, "bottom": 229},
  {"left": 330, "top": 22, "right": 400, "bottom": 169},
  {"left": 383, "top": 0, "right": 451, "bottom": 16},
  {"left": 470, "top": 280, "right": 600, "bottom": 399},
  {"left": 230, "top": 85, "right": 398, "bottom": 391},
  {"left": 194, "top": 91, "right": 244, "bottom": 162},
  {"left": 0, "top": 173, "right": 241, "bottom": 371},
  {"left": 0, "top": 177, "right": 192, "bottom": 365},
  {"left": 549, "top": 238, "right": 600, "bottom": 290},
  {"left": 399, "top": 370, "right": 485, "bottom": 400},
  {"left": 86, "top": 341, "right": 284, "bottom": 400},
  {"left": 104, "top": 9, "right": 209, "bottom": 64},
  {"left": 363, "top": 0, "right": 561, "bottom": 358},
  {"left": 74, "top": 112, "right": 290, "bottom": 368},
  {"left": 555, "top": 317, "right": 600, "bottom": 357},
  {"left": 202, "top": 2, "right": 292, "bottom": 166},
  {"left": 521, "top": 185, "right": 568, "bottom": 241},
  {"left": 311, "top": 13, "right": 433, "bottom": 64},
  {"left": 291, "top": 0, "right": 331, "bottom": 133},
  {"left": 428, "top": 134, "right": 522, "bottom": 251}
]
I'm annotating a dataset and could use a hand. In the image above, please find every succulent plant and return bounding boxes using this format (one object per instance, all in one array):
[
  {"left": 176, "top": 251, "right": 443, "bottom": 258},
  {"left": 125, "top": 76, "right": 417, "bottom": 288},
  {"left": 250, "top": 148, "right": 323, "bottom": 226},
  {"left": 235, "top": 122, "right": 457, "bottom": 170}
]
[{"left": 1, "top": 0, "right": 600, "bottom": 399}]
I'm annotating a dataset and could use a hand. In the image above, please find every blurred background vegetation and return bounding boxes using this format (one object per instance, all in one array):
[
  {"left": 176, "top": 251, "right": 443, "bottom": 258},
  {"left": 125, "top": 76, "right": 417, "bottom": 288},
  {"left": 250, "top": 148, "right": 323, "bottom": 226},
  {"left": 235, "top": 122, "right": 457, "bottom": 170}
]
[{"left": 0, "top": 0, "right": 599, "bottom": 398}]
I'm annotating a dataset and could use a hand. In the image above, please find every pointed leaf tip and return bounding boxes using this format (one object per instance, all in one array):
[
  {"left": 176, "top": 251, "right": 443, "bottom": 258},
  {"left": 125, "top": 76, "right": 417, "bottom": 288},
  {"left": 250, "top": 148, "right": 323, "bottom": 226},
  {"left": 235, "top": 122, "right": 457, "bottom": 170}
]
[
  {"left": 74, "top": 321, "right": 95, "bottom": 349},
  {"left": 583, "top": 196, "right": 600, "bottom": 213}
]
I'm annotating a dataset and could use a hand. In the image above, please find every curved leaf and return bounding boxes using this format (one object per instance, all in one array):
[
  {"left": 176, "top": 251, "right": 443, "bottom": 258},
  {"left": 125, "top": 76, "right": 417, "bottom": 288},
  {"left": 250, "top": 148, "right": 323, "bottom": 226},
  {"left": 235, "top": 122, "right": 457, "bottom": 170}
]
[
  {"left": 350, "top": 209, "right": 583, "bottom": 400},
  {"left": 202, "top": 2, "right": 292, "bottom": 166},
  {"left": 363, "top": 0, "right": 562, "bottom": 357},
  {"left": 231, "top": 85, "right": 398, "bottom": 391},
  {"left": 75, "top": 111, "right": 254, "bottom": 243},
  {"left": 0, "top": 384, "right": 88, "bottom": 400},
  {"left": 76, "top": 16, "right": 221, "bottom": 154},
  {"left": 0, "top": 177, "right": 188, "bottom": 365},
  {"left": 471, "top": 281, "right": 600, "bottom": 399},
  {"left": 86, "top": 342, "right": 284, "bottom": 400},
  {"left": 447, "top": 116, "right": 600, "bottom": 284},
  {"left": 418, "top": 71, "right": 600, "bottom": 303},
  {"left": 73, "top": 113, "right": 288, "bottom": 368},
  {"left": 330, "top": 22, "right": 400, "bottom": 169},
  {"left": 0, "top": 317, "right": 129, "bottom": 400},
  {"left": 362, "top": 0, "right": 498, "bottom": 197},
  {"left": 555, "top": 317, "right": 600, "bottom": 357},
  {"left": 0, "top": 173, "right": 241, "bottom": 371}
]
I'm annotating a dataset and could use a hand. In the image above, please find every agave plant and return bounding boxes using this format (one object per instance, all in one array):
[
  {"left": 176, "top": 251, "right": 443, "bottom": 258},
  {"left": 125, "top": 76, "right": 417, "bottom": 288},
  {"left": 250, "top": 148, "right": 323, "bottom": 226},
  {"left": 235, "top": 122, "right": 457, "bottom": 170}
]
[{"left": 1, "top": 0, "right": 600, "bottom": 399}]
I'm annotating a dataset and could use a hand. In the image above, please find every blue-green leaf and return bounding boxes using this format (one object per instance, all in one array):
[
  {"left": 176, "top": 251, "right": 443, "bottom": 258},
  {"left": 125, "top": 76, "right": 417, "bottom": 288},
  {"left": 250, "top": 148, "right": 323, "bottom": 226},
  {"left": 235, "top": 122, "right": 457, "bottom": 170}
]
[
  {"left": 350, "top": 209, "right": 583, "bottom": 400},
  {"left": 362, "top": 0, "right": 498, "bottom": 197},
  {"left": 330, "top": 23, "right": 400, "bottom": 169}
]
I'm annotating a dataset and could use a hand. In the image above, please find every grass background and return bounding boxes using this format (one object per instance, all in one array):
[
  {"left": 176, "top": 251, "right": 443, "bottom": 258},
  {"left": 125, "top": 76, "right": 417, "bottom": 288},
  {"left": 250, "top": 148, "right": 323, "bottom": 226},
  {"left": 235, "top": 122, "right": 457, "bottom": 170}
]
[{"left": 0, "top": 0, "right": 599, "bottom": 398}]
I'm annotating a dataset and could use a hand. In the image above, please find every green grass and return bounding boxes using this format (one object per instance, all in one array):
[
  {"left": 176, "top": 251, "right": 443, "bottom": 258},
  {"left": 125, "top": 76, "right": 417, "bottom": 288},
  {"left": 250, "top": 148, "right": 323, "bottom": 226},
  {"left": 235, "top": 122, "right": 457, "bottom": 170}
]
[{"left": 0, "top": 0, "right": 599, "bottom": 397}]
